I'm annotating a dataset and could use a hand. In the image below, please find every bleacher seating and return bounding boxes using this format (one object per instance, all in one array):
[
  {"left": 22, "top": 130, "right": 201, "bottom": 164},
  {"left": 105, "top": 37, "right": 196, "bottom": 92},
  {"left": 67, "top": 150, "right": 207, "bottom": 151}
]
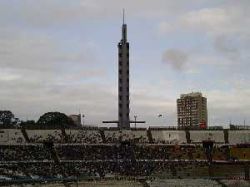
[
  {"left": 104, "top": 130, "right": 148, "bottom": 143},
  {"left": 27, "top": 129, "right": 63, "bottom": 143},
  {"left": 1, "top": 129, "right": 250, "bottom": 145},
  {"left": 149, "top": 179, "right": 221, "bottom": 187},
  {"left": 65, "top": 129, "right": 103, "bottom": 143},
  {"left": 55, "top": 144, "right": 116, "bottom": 160},
  {"left": 0, "top": 128, "right": 249, "bottom": 183},
  {"left": 0, "top": 144, "right": 51, "bottom": 161}
]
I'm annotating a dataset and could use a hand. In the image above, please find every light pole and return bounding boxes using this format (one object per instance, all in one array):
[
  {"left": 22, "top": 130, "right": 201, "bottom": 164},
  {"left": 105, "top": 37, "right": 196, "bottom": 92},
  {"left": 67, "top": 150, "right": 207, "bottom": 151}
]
[
  {"left": 134, "top": 115, "right": 137, "bottom": 129},
  {"left": 158, "top": 114, "right": 162, "bottom": 126},
  {"left": 82, "top": 114, "right": 85, "bottom": 126},
  {"left": 158, "top": 114, "right": 166, "bottom": 126}
]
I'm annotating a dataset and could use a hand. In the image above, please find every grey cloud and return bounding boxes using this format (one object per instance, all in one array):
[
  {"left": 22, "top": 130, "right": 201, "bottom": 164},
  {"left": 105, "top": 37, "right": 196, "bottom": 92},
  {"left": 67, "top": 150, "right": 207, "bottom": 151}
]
[
  {"left": 0, "top": 0, "right": 215, "bottom": 28},
  {"left": 0, "top": 28, "right": 108, "bottom": 123},
  {"left": 158, "top": 2, "right": 250, "bottom": 39},
  {"left": 212, "top": 34, "right": 250, "bottom": 67},
  {"left": 162, "top": 49, "right": 188, "bottom": 70},
  {"left": 0, "top": 81, "right": 118, "bottom": 123},
  {"left": 158, "top": 2, "right": 250, "bottom": 77},
  {"left": 0, "top": 35, "right": 96, "bottom": 72},
  {"left": 207, "top": 89, "right": 250, "bottom": 126},
  {"left": 213, "top": 35, "right": 240, "bottom": 60}
]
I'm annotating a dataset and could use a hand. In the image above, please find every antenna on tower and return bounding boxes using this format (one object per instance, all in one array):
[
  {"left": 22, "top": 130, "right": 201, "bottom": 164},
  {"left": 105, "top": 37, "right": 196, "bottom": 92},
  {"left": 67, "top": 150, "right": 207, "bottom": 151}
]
[{"left": 123, "top": 9, "right": 125, "bottom": 24}]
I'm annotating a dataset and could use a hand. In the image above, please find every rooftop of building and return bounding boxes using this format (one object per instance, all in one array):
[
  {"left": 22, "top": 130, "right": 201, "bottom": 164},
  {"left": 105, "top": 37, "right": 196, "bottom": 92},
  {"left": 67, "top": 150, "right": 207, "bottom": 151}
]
[{"left": 180, "top": 92, "right": 203, "bottom": 98}]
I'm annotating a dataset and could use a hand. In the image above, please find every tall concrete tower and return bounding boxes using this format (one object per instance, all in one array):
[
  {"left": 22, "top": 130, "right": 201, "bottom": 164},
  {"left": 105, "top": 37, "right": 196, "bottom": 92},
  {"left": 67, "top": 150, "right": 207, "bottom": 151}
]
[
  {"left": 118, "top": 10, "right": 130, "bottom": 128},
  {"left": 103, "top": 10, "right": 145, "bottom": 129}
]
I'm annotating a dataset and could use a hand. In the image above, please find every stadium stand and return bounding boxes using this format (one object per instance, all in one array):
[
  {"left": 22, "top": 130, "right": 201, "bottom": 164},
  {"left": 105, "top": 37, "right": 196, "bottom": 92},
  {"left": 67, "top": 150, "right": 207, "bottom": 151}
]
[
  {"left": 104, "top": 129, "right": 148, "bottom": 143},
  {"left": 1, "top": 129, "right": 250, "bottom": 144},
  {"left": 55, "top": 144, "right": 116, "bottom": 160},
  {"left": 26, "top": 130, "right": 63, "bottom": 143},
  {"left": 149, "top": 179, "right": 221, "bottom": 187},
  {"left": 0, "top": 128, "right": 249, "bottom": 186},
  {"left": 65, "top": 129, "right": 103, "bottom": 143},
  {"left": 0, "top": 144, "right": 52, "bottom": 161}
]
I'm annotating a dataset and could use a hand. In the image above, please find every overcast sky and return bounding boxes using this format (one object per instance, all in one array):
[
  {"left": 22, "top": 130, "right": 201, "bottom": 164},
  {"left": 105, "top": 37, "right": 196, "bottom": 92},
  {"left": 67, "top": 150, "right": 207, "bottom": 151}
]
[{"left": 0, "top": 0, "right": 249, "bottom": 127}]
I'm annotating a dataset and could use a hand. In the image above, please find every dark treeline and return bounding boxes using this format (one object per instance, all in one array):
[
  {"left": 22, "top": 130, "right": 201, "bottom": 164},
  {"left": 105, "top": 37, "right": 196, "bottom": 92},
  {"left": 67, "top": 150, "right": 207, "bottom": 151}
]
[{"left": 0, "top": 111, "right": 79, "bottom": 129}]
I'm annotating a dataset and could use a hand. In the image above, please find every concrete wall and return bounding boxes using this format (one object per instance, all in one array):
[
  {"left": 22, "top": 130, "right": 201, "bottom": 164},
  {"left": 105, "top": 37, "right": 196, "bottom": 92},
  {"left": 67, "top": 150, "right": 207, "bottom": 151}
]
[
  {"left": 189, "top": 130, "right": 224, "bottom": 143},
  {"left": 27, "top": 129, "right": 62, "bottom": 142},
  {"left": 228, "top": 130, "right": 250, "bottom": 144},
  {"left": 0, "top": 129, "right": 249, "bottom": 144},
  {"left": 104, "top": 130, "right": 148, "bottom": 142},
  {"left": 151, "top": 130, "right": 186, "bottom": 144},
  {"left": 0, "top": 129, "right": 25, "bottom": 144}
]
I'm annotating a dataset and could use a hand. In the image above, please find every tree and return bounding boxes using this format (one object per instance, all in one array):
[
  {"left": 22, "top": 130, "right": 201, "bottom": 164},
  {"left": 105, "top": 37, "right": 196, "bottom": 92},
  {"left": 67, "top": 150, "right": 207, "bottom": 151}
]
[
  {"left": 37, "top": 112, "right": 75, "bottom": 128},
  {"left": 0, "top": 110, "right": 14, "bottom": 126},
  {"left": 20, "top": 120, "right": 36, "bottom": 128}
]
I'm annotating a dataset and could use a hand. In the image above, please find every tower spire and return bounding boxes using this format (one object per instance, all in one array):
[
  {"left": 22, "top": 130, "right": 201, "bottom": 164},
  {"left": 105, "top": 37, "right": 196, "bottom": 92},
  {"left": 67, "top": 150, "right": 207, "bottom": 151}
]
[
  {"left": 122, "top": 9, "right": 127, "bottom": 42},
  {"left": 123, "top": 9, "right": 125, "bottom": 24}
]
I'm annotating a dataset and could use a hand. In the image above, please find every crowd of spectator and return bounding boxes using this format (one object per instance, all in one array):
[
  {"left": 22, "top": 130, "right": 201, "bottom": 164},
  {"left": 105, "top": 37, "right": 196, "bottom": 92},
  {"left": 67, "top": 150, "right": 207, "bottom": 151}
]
[
  {"left": 151, "top": 139, "right": 186, "bottom": 144},
  {"left": 0, "top": 159, "right": 236, "bottom": 180},
  {"left": 0, "top": 145, "right": 51, "bottom": 161},
  {"left": 29, "top": 133, "right": 64, "bottom": 143},
  {"left": 105, "top": 131, "right": 148, "bottom": 143},
  {"left": 0, "top": 130, "right": 245, "bottom": 181},
  {"left": 0, "top": 143, "right": 228, "bottom": 163},
  {"left": 66, "top": 130, "right": 102, "bottom": 144}
]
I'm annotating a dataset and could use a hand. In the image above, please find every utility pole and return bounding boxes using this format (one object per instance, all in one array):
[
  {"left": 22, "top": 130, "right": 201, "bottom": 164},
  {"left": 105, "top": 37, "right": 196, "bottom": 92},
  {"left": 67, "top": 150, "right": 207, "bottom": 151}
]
[
  {"left": 134, "top": 115, "right": 137, "bottom": 129},
  {"left": 82, "top": 114, "right": 85, "bottom": 126}
]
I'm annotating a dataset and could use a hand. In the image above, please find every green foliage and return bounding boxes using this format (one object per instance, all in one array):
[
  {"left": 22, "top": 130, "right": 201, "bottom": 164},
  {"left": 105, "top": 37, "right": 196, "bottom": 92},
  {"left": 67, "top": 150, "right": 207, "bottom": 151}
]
[
  {"left": 20, "top": 120, "right": 36, "bottom": 128},
  {"left": 0, "top": 110, "right": 14, "bottom": 126},
  {"left": 37, "top": 112, "right": 75, "bottom": 128}
]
